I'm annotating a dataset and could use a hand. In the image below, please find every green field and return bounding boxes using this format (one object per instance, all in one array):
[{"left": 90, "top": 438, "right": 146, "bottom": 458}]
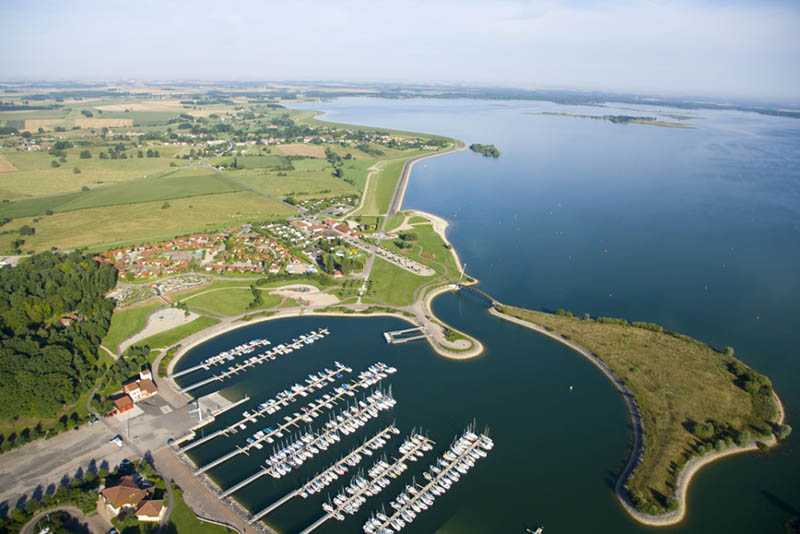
[
  {"left": 212, "top": 154, "right": 291, "bottom": 169},
  {"left": 0, "top": 191, "right": 294, "bottom": 253},
  {"left": 181, "top": 287, "right": 283, "bottom": 316},
  {"left": 0, "top": 166, "right": 245, "bottom": 218},
  {"left": 133, "top": 316, "right": 220, "bottom": 350},
  {"left": 496, "top": 305, "right": 779, "bottom": 512},
  {"left": 364, "top": 258, "right": 427, "bottom": 307},
  {"left": 170, "top": 485, "right": 234, "bottom": 534},
  {"left": 102, "top": 301, "right": 164, "bottom": 354},
  {"left": 0, "top": 145, "right": 189, "bottom": 199},
  {"left": 235, "top": 167, "right": 358, "bottom": 200}
]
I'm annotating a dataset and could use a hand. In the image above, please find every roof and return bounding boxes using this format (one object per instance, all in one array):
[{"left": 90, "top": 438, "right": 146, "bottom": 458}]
[
  {"left": 101, "top": 483, "right": 148, "bottom": 509},
  {"left": 122, "top": 381, "right": 139, "bottom": 395},
  {"left": 113, "top": 396, "right": 133, "bottom": 411},
  {"left": 138, "top": 378, "right": 158, "bottom": 396},
  {"left": 135, "top": 499, "right": 164, "bottom": 518}
]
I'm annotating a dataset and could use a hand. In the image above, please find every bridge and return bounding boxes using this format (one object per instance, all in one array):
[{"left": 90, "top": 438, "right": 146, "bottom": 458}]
[{"left": 456, "top": 283, "right": 500, "bottom": 307}]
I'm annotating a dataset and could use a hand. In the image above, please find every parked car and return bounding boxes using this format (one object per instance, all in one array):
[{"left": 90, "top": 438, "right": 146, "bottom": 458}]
[{"left": 109, "top": 435, "right": 123, "bottom": 447}]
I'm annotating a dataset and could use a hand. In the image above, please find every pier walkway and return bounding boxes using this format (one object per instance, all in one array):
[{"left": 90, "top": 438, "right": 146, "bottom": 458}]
[
  {"left": 220, "top": 392, "right": 396, "bottom": 495},
  {"left": 178, "top": 336, "right": 320, "bottom": 394},
  {"left": 456, "top": 283, "right": 500, "bottom": 307},
  {"left": 193, "top": 379, "right": 391, "bottom": 475},
  {"left": 298, "top": 434, "right": 434, "bottom": 534},
  {"left": 373, "top": 433, "right": 489, "bottom": 533},
  {"left": 249, "top": 424, "right": 399, "bottom": 522},
  {"left": 383, "top": 326, "right": 426, "bottom": 344},
  {"left": 170, "top": 338, "right": 271, "bottom": 379},
  {"left": 179, "top": 363, "right": 350, "bottom": 452}
]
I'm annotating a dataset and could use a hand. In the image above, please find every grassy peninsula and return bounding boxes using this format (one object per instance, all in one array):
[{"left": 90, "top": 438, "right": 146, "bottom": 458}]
[{"left": 494, "top": 305, "right": 784, "bottom": 516}]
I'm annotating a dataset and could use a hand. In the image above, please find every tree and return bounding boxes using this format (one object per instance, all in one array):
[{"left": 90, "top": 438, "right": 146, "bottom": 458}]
[
  {"left": 81, "top": 185, "right": 90, "bottom": 192},
  {"left": 51, "top": 159, "right": 60, "bottom": 168},
  {"left": 73, "top": 167, "right": 81, "bottom": 174},
  {"left": 161, "top": 201, "right": 170, "bottom": 210},
  {"left": 724, "top": 346, "right": 735, "bottom": 357},
  {"left": 690, "top": 422, "right": 715, "bottom": 440},
  {"left": 79, "top": 150, "right": 92, "bottom": 159},
  {"left": 18, "top": 225, "right": 35, "bottom": 236},
  {"left": 735, "top": 429, "right": 752, "bottom": 447},
  {"left": 776, "top": 424, "right": 792, "bottom": 440}
]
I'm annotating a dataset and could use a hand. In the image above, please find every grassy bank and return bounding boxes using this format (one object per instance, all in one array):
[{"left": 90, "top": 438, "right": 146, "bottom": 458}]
[
  {"left": 496, "top": 305, "right": 780, "bottom": 514},
  {"left": 102, "top": 301, "right": 164, "bottom": 353}
]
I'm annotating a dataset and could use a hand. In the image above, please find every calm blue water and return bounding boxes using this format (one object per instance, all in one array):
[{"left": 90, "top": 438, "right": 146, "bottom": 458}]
[{"left": 176, "top": 98, "right": 800, "bottom": 533}]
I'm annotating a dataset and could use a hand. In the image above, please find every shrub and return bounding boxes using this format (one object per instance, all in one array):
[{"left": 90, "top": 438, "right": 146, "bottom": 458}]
[{"left": 776, "top": 424, "right": 792, "bottom": 440}]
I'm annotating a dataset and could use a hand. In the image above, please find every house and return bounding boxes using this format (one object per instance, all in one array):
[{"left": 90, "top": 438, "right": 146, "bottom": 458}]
[
  {"left": 135, "top": 499, "right": 165, "bottom": 522},
  {"left": 113, "top": 395, "right": 134, "bottom": 414},
  {"left": 100, "top": 476, "right": 150, "bottom": 516},
  {"left": 122, "top": 378, "right": 158, "bottom": 403}
]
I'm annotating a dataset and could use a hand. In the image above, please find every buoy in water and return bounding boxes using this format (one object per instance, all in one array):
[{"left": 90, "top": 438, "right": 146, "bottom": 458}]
[{"left": 569, "top": 385, "right": 573, "bottom": 391}]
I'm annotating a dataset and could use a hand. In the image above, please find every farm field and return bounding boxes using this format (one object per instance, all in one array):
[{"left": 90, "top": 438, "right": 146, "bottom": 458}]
[
  {"left": 0, "top": 191, "right": 294, "bottom": 253},
  {"left": 275, "top": 143, "right": 325, "bottom": 157},
  {"left": 0, "top": 145, "right": 189, "bottom": 198},
  {"left": 0, "top": 166, "right": 244, "bottom": 218},
  {"left": 235, "top": 167, "right": 358, "bottom": 200}
]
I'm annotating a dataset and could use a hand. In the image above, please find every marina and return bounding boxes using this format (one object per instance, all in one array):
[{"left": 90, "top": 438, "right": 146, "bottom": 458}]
[
  {"left": 170, "top": 337, "right": 273, "bottom": 379},
  {"left": 179, "top": 361, "right": 352, "bottom": 452},
  {"left": 249, "top": 424, "right": 401, "bottom": 522},
  {"left": 365, "top": 427, "right": 493, "bottom": 534},
  {"left": 218, "top": 389, "right": 398, "bottom": 495},
  {"left": 191, "top": 366, "right": 396, "bottom": 475},
  {"left": 298, "top": 432, "right": 435, "bottom": 534},
  {"left": 177, "top": 328, "right": 331, "bottom": 394}
]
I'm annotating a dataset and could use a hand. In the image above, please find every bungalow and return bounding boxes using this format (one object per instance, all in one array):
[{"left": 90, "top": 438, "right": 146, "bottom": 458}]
[
  {"left": 135, "top": 499, "right": 165, "bottom": 522},
  {"left": 100, "top": 476, "right": 150, "bottom": 517},
  {"left": 122, "top": 378, "right": 158, "bottom": 403},
  {"left": 113, "top": 395, "right": 134, "bottom": 414}
]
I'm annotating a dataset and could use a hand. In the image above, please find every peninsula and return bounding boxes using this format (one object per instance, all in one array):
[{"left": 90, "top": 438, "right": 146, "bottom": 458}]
[{"left": 531, "top": 111, "right": 692, "bottom": 128}]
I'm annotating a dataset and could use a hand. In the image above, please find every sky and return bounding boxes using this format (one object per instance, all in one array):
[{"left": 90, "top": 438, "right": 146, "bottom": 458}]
[{"left": 1, "top": 0, "right": 798, "bottom": 102}]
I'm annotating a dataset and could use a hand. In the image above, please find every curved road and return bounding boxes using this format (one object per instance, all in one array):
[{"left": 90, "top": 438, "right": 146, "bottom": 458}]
[{"left": 20, "top": 506, "right": 110, "bottom": 534}]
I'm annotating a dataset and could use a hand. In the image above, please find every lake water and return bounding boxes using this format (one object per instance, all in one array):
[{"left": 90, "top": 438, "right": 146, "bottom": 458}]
[{"left": 174, "top": 98, "right": 799, "bottom": 533}]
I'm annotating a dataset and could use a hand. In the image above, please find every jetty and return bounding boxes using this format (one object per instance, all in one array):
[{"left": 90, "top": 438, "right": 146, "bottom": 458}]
[
  {"left": 219, "top": 389, "right": 396, "bottom": 494},
  {"left": 178, "top": 362, "right": 351, "bottom": 452},
  {"left": 177, "top": 329, "right": 330, "bottom": 394},
  {"left": 365, "top": 428, "right": 493, "bottom": 533},
  {"left": 298, "top": 433, "right": 435, "bottom": 534},
  {"left": 383, "top": 326, "right": 426, "bottom": 344},
  {"left": 249, "top": 424, "right": 400, "bottom": 522},
  {"left": 170, "top": 337, "right": 272, "bottom": 379},
  {"left": 192, "top": 371, "right": 394, "bottom": 475}
]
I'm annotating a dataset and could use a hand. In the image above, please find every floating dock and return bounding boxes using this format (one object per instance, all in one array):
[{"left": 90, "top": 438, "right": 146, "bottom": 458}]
[
  {"left": 383, "top": 326, "right": 426, "bottom": 344},
  {"left": 219, "top": 390, "right": 396, "bottom": 495},
  {"left": 192, "top": 367, "right": 394, "bottom": 475},
  {"left": 178, "top": 330, "right": 330, "bottom": 394},
  {"left": 365, "top": 429, "right": 493, "bottom": 533},
  {"left": 170, "top": 337, "right": 272, "bottom": 379},
  {"left": 298, "top": 433, "right": 435, "bottom": 534},
  {"left": 178, "top": 362, "right": 351, "bottom": 451},
  {"left": 248, "top": 424, "right": 400, "bottom": 522}
]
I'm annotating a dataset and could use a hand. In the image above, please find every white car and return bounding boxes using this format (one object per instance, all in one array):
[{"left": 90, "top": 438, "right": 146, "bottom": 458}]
[{"left": 110, "top": 435, "right": 124, "bottom": 448}]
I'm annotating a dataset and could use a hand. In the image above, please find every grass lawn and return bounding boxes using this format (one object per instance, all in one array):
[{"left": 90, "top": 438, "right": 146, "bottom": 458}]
[
  {"left": 0, "top": 191, "right": 293, "bottom": 253},
  {"left": 0, "top": 145, "right": 188, "bottom": 199},
  {"left": 181, "top": 287, "right": 282, "bottom": 316},
  {"left": 102, "top": 301, "right": 164, "bottom": 354},
  {"left": 363, "top": 258, "right": 425, "bottom": 307},
  {"left": 169, "top": 485, "right": 234, "bottom": 534},
  {"left": 496, "top": 305, "right": 779, "bottom": 508},
  {"left": 133, "top": 316, "right": 220, "bottom": 350},
  {"left": 384, "top": 223, "right": 460, "bottom": 277}
]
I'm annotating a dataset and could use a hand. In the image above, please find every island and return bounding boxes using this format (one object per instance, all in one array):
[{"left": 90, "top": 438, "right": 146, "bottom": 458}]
[
  {"left": 469, "top": 143, "right": 501, "bottom": 157},
  {"left": 531, "top": 111, "right": 692, "bottom": 128}
]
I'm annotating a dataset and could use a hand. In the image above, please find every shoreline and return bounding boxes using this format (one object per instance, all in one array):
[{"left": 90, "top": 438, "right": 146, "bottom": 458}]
[
  {"left": 387, "top": 142, "right": 466, "bottom": 217},
  {"left": 488, "top": 306, "right": 786, "bottom": 527}
]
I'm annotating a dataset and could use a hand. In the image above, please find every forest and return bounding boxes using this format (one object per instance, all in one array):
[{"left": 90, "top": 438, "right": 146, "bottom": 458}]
[{"left": 0, "top": 252, "right": 117, "bottom": 419}]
